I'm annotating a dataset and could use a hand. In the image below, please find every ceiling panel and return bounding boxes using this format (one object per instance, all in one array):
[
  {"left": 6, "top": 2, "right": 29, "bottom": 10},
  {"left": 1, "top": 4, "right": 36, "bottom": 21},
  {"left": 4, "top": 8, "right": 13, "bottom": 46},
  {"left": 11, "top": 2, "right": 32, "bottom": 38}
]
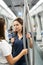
[{"left": 3, "top": 0, "right": 39, "bottom": 17}]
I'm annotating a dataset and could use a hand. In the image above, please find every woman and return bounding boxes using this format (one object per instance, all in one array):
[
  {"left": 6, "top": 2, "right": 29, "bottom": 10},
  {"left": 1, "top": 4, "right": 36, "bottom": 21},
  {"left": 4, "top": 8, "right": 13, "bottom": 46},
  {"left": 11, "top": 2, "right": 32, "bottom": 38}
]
[
  {"left": 11, "top": 18, "right": 32, "bottom": 65},
  {"left": 0, "top": 18, "right": 28, "bottom": 65}
]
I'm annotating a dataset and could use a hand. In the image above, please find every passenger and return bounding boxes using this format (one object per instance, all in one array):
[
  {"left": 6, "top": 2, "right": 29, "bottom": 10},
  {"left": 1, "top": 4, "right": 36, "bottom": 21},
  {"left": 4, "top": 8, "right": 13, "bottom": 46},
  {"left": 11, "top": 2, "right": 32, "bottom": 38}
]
[
  {"left": 8, "top": 26, "right": 13, "bottom": 43},
  {"left": 11, "top": 18, "right": 33, "bottom": 65},
  {"left": 0, "top": 18, "right": 28, "bottom": 65},
  {"left": 33, "top": 25, "right": 36, "bottom": 41}
]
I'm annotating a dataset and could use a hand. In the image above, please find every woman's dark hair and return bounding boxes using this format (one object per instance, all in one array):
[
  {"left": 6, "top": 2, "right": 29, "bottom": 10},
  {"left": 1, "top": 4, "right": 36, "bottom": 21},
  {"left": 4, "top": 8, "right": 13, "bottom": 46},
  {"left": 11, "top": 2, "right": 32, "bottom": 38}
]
[
  {"left": 10, "top": 26, "right": 13, "bottom": 31},
  {"left": 14, "top": 18, "right": 23, "bottom": 34},
  {"left": 0, "top": 18, "right": 5, "bottom": 39}
]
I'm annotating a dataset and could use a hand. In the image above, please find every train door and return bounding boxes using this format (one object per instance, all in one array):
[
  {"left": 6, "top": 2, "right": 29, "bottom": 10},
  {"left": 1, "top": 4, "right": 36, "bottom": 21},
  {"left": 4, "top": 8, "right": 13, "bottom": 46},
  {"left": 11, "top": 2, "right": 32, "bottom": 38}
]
[{"left": 23, "top": 0, "right": 43, "bottom": 65}]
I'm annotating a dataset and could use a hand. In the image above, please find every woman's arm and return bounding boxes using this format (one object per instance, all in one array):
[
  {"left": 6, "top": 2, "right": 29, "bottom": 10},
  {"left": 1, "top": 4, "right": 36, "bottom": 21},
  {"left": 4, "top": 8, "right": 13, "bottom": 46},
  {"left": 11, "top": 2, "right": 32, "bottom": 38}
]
[
  {"left": 6, "top": 49, "right": 28, "bottom": 65},
  {"left": 26, "top": 33, "right": 33, "bottom": 48},
  {"left": 29, "top": 37, "right": 33, "bottom": 48}
]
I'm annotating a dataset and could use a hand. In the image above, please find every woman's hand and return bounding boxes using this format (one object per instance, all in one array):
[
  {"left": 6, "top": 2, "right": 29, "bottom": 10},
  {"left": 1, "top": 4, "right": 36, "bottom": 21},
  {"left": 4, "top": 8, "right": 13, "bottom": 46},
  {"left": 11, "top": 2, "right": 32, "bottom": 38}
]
[
  {"left": 22, "top": 49, "right": 28, "bottom": 55},
  {"left": 11, "top": 38, "right": 15, "bottom": 43},
  {"left": 26, "top": 33, "right": 31, "bottom": 39},
  {"left": 26, "top": 33, "right": 33, "bottom": 48}
]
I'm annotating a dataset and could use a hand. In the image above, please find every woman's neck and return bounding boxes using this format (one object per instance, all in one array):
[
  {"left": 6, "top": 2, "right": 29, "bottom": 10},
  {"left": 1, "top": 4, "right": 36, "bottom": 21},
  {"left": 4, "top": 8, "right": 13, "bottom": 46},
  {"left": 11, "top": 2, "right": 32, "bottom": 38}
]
[{"left": 17, "top": 32, "right": 23, "bottom": 40}]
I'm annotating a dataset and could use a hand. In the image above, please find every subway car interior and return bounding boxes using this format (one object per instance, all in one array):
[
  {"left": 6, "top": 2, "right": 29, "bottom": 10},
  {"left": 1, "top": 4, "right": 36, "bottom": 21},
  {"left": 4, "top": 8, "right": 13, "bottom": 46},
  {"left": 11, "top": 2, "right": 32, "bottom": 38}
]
[{"left": 0, "top": 0, "right": 43, "bottom": 65}]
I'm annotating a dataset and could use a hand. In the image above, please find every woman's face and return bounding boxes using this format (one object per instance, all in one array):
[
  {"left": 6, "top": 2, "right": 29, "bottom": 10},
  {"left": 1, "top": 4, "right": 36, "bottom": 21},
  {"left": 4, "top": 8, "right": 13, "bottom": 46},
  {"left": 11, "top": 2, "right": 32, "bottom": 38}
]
[{"left": 13, "top": 21, "right": 22, "bottom": 33}]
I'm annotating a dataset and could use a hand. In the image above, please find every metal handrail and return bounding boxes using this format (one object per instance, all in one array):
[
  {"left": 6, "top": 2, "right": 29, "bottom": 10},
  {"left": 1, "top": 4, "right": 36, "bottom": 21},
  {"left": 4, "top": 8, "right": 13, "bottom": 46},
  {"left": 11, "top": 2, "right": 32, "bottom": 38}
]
[{"left": 23, "top": 0, "right": 35, "bottom": 65}]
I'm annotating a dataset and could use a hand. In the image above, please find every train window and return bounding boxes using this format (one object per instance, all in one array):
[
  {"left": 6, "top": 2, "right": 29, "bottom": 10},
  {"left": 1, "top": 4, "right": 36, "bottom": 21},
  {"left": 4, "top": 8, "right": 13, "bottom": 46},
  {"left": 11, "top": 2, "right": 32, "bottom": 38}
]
[
  {"left": 33, "top": 15, "right": 38, "bottom": 32},
  {"left": 41, "top": 16, "right": 43, "bottom": 30},
  {"left": 38, "top": 15, "right": 42, "bottom": 30},
  {"left": 33, "top": 16, "right": 37, "bottom": 27},
  {"left": 5, "top": 17, "right": 8, "bottom": 29}
]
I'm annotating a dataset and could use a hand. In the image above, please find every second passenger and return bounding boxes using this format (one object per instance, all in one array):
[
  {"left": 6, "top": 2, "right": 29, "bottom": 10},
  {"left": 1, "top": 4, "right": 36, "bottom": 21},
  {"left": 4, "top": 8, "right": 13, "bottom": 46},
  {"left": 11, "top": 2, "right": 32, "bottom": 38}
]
[{"left": 11, "top": 18, "right": 33, "bottom": 65}]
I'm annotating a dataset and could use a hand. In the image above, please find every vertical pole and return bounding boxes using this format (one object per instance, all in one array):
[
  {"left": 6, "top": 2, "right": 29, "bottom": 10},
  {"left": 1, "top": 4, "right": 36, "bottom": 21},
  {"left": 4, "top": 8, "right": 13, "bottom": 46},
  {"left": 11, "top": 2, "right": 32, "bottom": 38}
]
[
  {"left": 23, "top": 1, "right": 29, "bottom": 65},
  {"left": 23, "top": 0, "right": 35, "bottom": 65}
]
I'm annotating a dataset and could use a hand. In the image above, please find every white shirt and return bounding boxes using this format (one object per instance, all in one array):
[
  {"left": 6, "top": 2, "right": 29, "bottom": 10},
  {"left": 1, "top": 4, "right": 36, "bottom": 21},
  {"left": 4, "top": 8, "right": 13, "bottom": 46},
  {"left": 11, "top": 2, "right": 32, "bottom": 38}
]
[{"left": 0, "top": 40, "right": 12, "bottom": 63}]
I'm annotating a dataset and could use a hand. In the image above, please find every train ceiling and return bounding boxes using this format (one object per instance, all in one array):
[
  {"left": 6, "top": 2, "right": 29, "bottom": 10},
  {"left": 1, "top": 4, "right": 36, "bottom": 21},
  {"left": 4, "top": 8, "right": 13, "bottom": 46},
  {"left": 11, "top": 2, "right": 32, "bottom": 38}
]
[{"left": 3, "top": 0, "right": 39, "bottom": 17}]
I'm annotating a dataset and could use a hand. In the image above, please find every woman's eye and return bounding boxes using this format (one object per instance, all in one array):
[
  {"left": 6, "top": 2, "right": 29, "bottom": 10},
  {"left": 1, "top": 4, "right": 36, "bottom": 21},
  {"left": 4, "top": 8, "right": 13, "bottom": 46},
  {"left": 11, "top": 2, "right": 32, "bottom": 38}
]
[
  {"left": 16, "top": 24, "right": 19, "bottom": 26},
  {"left": 14, "top": 24, "right": 19, "bottom": 26},
  {"left": 14, "top": 25, "right": 15, "bottom": 26}
]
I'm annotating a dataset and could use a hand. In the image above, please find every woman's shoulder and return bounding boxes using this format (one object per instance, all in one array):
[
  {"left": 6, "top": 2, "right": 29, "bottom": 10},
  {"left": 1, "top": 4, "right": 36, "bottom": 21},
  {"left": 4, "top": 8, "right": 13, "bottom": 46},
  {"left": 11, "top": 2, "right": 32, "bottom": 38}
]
[
  {"left": 0, "top": 40, "right": 8, "bottom": 49},
  {"left": 2, "top": 40, "right": 8, "bottom": 43},
  {"left": 0, "top": 40, "right": 11, "bottom": 49},
  {"left": 0, "top": 40, "right": 9, "bottom": 46}
]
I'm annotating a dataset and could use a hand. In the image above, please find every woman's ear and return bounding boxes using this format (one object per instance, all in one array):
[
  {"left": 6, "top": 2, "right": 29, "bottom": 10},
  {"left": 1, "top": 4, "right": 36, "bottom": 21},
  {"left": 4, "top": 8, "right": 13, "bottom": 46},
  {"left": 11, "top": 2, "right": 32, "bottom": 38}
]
[{"left": 4, "top": 24, "right": 6, "bottom": 32}]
